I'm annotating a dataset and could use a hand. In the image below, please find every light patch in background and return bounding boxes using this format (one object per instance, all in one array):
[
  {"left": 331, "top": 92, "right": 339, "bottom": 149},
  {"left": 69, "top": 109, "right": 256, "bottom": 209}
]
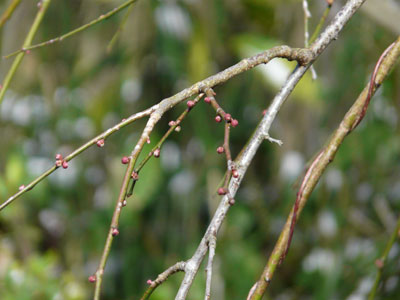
[
  {"left": 85, "top": 166, "right": 105, "bottom": 186},
  {"left": 347, "top": 276, "right": 374, "bottom": 300},
  {"left": 102, "top": 112, "right": 120, "bottom": 131},
  {"left": 260, "top": 58, "right": 291, "bottom": 88},
  {"left": 121, "top": 78, "right": 142, "bottom": 103},
  {"left": 344, "top": 238, "right": 376, "bottom": 259},
  {"left": 9, "top": 268, "right": 24, "bottom": 286},
  {"left": 74, "top": 117, "right": 95, "bottom": 139},
  {"left": 302, "top": 248, "right": 336, "bottom": 273},
  {"left": 94, "top": 186, "right": 112, "bottom": 209},
  {"left": 39, "top": 209, "right": 65, "bottom": 237},
  {"left": 169, "top": 170, "right": 195, "bottom": 195},
  {"left": 186, "top": 138, "right": 205, "bottom": 161},
  {"left": 356, "top": 182, "right": 373, "bottom": 203},
  {"left": 317, "top": 210, "right": 338, "bottom": 238},
  {"left": 160, "top": 141, "right": 181, "bottom": 171},
  {"left": 49, "top": 160, "right": 79, "bottom": 187},
  {"left": 325, "top": 168, "right": 343, "bottom": 191},
  {"left": 27, "top": 157, "right": 53, "bottom": 177},
  {"left": 155, "top": 3, "right": 192, "bottom": 40},
  {"left": 280, "top": 151, "right": 304, "bottom": 181}
]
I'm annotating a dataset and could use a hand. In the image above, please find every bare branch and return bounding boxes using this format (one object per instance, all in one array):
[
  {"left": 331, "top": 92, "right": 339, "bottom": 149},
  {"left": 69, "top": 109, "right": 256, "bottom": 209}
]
[
  {"left": 247, "top": 36, "right": 400, "bottom": 300},
  {"left": 175, "top": 1, "right": 367, "bottom": 299}
]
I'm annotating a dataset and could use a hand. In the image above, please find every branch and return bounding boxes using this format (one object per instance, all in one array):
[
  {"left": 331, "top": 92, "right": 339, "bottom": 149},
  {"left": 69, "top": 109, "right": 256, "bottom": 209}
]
[
  {"left": 1, "top": 45, "right": 311, "bottom": 212},
  {"left": 0, "top": 106, "right": 155, "bottom": 211},
  {"left": 368, "top": 213, "right": 400, "bottom": 299},
  {"left": 174, "top": 1, "right": 367, "bottom": 299},
  {"left": 3, "top": 0, "right": 139, "bottom": 59},
  {"left": 106, "top": 1, "right": 136, "bottom": 53},
  {"left": 140, "top": 262, "right": 186, "bottom": 300},
  {"left": 0, "top": 0, "right": 21, "bottom": 29},
  {"left": 247, "top": 36, "right": 400, "bottom": 300},
  {"left": 0, "top": 0, "right": 51, "bottom": 104}
]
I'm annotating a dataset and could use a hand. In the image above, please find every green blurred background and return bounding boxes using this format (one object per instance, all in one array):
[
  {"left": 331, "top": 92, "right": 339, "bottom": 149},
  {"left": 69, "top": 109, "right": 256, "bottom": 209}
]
[{"left": 1, "top": 0, "right": 400, "bottom": 299}]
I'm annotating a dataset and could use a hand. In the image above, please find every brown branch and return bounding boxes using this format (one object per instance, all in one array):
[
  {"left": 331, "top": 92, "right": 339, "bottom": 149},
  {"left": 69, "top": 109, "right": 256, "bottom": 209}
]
[{"left": 247, "top": 36, "right": 400, "bottom": 300}]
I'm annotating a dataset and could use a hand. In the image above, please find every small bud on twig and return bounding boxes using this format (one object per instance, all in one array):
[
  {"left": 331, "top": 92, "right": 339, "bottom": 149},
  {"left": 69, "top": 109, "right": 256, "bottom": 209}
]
[
  {"left": 204, "top": 97, "right": 211, "bottom": 104},
  {"left": 19, "top": 185, "right": 25, "bottom": 191},
  {"left": 111, "top": 228, "right": 119, "bottom": 237},
  {"left": 147, "top": 279, "right": 153, "bottom": 285},
  {"left": 62, "top": 161, "right": 69, "bottom": 169},
  {"left": 231, "top": 119, "right": 239, "bottom": 127},
  {"left": 215, "top": 115, "right": 222, "bottom": 123},
  {"left": 121, "top": 156, "right": 130, "bottom": 164},
  {"left": 168, "top": 120, "right": 176, "bottom": 127},
  {"left": 96, "top": 139, "right": 105, "bottom": 147},
  {"left": 187, "top": 100, "right": 195, "bottom": 108},
  {"left": 217, "top": 147, "right": 224, "bottom": 154},
  {"left": 88, "top": 275, "right": 97, "bottom": 283},
  {"left": 218, "top": 187, "right": 227, "bottom": 195},
  {"left": 224, "top": 114, "right": 232, "bottom": 122},
  {"left": 55, "top": 154, "right": 63, "bottom": 161},
  {"left": 153, "top": 148, "right": 161, "bottom": 158},
  {"left": 232, "top": 170, "right": 239, "bottom": 178}
]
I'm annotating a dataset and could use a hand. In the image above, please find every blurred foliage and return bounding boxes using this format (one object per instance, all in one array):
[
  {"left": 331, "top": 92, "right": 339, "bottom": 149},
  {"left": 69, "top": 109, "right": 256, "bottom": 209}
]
[{"left": 0, "top": 0, "right": 400, "bottom": 299}]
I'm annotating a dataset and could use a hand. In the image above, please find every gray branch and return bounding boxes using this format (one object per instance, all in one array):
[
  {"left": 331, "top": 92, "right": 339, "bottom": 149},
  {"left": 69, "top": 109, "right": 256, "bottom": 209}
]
[{"left": 175, "top": 0, "right": 366, "bottom": 299}]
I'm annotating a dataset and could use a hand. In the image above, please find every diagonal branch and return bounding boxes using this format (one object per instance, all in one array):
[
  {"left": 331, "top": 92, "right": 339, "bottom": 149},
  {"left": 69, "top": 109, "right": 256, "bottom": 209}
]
[
  {"left": 3, "top": 0, "right": 139, "bottom": 59},
  {"left": 247, "top": 36, "right": 400, "bottom": 300},
  {"left": 0, "top": 0, "right": 52, "bottom": 104}
]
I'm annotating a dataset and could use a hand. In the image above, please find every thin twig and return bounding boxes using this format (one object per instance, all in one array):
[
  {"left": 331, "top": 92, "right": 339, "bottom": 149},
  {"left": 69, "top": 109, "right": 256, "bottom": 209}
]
[
  {"left": 302, "top": 0, "right": 317, "bottom": 79},
  {"left": 93, "top": 112, "right": 162, "bottom": 300},
  {"left": 247, "top": 36, "right": 400, "bottom": 300},
  {"left": 309, "top": 4, "right": 333, "bottom": 44},
  {"left": 3, "top": 0, "right": 139, "bottom": 59},
  {"left": 0, "top": 106, "right": 155, "bottom": 211},
  {"left": 106, "top": 2, "right": 136, "bottom": 53},
  {"left": 140, "top": 261, "right": 186, "bottom": 300},
  {"left": 205, "top": 236, "right": 217, "bottom": 300},
  {"left": 368, "top": 214, "right": 400, "bottom": 300},
  {"left": 0, "top": 0, "right": 52, "bottom": 104},
  {"left": 0, "top": 0, "right": 21, "bottom": 29}
]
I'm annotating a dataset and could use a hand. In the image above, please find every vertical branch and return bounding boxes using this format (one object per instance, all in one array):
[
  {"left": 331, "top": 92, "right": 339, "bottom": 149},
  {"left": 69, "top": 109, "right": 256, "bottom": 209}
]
[
  {"left": 92, "top": 112, "right": 162, "bottom": 300},
  {"left": 302, "top": 0, "right": 317, "bottom": 79},
  {"left": 205, "top": 236, "right": 217, "bottom": 300},
  {"left": 0, "top": 0, "right": 52, "bottom": 104}
]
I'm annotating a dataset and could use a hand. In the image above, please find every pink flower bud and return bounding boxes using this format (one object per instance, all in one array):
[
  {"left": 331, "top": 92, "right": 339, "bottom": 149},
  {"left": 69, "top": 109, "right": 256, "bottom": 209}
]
[
  {"left": 19, "top": 185, "right": 25, "bottom": 191},
  {"left": 231, "top": 119, "right": 239, "bottom": 127},
  {"left": 218, "top": 188, "right": 226, "bottom": 195},
  {"left": 153, "top": 148, "right": 161, "bottom": 158},
  {"left": 204, "top": 97, "right": 211, "bottom": 104},
  {"left": 62, "top": 161, "right": 69, "bottom": 169},
  {"left": 168, "top": 120, "right": 176, "bottom": 127},
  {"left": 224, "top": 114, "right": 232, "bottom": 122},
  {"left": 232, "top": 170, "right": 239, "bottom": 178},
  {"left": 111, "top": 228, "right": 119, "bottom": 237},
  {"left": 215, "top": 115, "right": 222, "bottom": 123},
  {"left": 187, "top": 100, "right": 195, "bottom": 108},
  {"left": 147, "top": 279, "right": 153, "bottom": 285},
  {"left": 88, "top": 275, "right": 96, "bottom": 283},
  {"left": 96, "top": 139, "right": 105, "bottom": 147},
  {"left": 55, "top": 153, "right": 63, "bottom": 160},
  {"left": 121, "top": 156, "right": 130, "bottom": 164},
  {"left": 217, "top": 147, "right": 224, "bottom": 154}
]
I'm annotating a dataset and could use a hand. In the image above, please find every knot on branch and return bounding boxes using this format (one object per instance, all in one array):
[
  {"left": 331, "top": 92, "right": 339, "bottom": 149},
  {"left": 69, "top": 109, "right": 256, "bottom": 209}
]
[{"left": 284, "top": 47, "right": 313, "bottom": 65}]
